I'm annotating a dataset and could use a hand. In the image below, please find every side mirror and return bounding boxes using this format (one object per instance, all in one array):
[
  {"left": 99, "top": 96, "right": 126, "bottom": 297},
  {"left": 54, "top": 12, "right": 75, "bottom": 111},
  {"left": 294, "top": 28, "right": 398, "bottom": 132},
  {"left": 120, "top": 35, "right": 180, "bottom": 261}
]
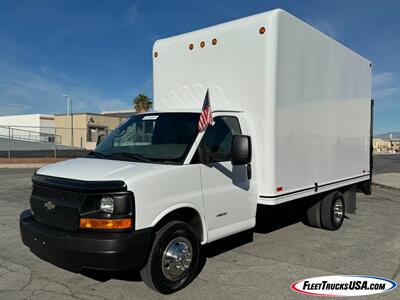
[
  {"left": 231, "top": 135, "right": 251, "bottom": 165},
  {"left": 96, "top": 134, "right": 106, "bottom": 146}
]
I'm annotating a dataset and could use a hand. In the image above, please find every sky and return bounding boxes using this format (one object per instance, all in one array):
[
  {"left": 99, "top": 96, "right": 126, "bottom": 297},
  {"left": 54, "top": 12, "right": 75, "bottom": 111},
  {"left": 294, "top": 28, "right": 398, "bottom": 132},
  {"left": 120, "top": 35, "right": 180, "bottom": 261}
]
[{"left": 0, "top": 0, "right": 398, "bottom": 134}]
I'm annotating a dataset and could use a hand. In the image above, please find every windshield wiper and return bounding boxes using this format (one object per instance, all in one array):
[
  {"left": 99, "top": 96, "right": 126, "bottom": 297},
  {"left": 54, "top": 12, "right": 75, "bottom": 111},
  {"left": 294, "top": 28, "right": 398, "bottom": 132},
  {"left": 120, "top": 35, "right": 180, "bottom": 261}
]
[
  {"left": 87, "top": 151, "right": 107, "bottom": 159},
  {"left": 108, "top": 152, "right": 153, "bottom": 163}
]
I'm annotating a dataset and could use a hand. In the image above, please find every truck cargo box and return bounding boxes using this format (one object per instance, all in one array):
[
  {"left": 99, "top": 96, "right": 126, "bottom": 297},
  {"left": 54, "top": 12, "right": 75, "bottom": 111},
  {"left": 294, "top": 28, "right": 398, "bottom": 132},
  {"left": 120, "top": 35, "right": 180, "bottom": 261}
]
[{"left": 153, "top": 9, "right": 371, "bottom": 204}]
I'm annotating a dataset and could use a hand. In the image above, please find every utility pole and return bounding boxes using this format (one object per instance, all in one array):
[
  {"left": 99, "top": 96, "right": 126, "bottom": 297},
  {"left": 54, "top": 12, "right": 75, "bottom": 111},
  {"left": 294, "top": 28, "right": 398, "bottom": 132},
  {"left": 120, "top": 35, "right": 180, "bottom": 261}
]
[
  {"left": 8, "top": 126, "right": 11, "bottom": 160},
  {"left": 63, "top": 94, "right": 73, "bottom": 147},
  {"left": 71, "top": 99, "right": 74, "bottom": 147}
]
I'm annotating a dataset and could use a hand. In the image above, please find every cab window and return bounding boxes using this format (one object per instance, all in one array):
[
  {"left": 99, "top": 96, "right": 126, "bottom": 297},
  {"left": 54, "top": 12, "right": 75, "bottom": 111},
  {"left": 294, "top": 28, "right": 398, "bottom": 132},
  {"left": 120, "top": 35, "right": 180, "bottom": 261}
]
[{"left": 193, "top": 116, "right": 242, "bottom": 163}]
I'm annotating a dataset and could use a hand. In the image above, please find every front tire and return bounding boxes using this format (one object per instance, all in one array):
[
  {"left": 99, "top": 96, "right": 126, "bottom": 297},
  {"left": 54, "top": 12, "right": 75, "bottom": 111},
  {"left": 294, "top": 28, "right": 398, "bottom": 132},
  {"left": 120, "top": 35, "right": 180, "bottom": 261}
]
[{"left": 140, "top": 221, "right": 200, "bottom": 294}]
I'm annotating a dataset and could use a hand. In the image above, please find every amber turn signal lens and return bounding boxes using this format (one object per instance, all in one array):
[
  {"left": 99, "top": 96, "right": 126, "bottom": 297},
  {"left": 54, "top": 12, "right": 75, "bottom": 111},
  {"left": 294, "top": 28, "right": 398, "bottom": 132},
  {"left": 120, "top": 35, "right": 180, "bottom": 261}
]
[
  {"left": 259, "top": 26, "right": 266, "bottom": 34},
  {"left": 80, "top": 218, "right": 132, "bottom": 229}
]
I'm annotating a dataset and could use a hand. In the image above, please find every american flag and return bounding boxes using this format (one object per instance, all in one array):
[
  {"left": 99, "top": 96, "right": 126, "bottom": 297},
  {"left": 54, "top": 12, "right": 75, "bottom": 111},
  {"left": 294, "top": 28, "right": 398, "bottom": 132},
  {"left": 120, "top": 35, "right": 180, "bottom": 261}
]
[{"left": 198, "top": 89, "right": 213, "bottom": 132}]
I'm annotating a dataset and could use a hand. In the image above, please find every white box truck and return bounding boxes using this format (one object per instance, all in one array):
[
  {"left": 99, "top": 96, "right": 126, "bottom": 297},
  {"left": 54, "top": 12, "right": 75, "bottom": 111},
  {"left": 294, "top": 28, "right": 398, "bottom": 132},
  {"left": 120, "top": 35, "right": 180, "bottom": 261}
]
[{"left": 20, "top": 9, "right": 372, "bottom": 294}]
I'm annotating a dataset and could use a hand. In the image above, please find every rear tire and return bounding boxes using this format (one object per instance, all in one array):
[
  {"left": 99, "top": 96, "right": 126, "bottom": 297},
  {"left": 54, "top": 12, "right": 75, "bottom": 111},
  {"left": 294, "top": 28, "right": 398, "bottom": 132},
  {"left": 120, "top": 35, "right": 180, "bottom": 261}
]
[
  {"left": 140, "top": 221, "right": 200, "bottom": 294},
  {"left": 306, "top": 200, "right": 322, "bottom": 228},
  {"left": 320, "top": 191, "right": 345, "bottom": 230}
]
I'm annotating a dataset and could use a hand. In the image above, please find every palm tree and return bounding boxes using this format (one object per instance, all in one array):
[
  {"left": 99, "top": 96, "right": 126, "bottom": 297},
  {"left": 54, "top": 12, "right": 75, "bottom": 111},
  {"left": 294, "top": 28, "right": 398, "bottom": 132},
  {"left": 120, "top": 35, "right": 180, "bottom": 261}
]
[{"left": 133, "top": 93, "right": 153, "bottom": 112}]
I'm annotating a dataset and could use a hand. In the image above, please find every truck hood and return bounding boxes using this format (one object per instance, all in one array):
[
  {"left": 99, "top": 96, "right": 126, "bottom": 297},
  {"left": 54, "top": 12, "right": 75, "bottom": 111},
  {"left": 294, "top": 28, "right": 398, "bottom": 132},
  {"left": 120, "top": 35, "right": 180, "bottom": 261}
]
[{"left": 36, "top": 157, "right": 175, "bottom": 182}]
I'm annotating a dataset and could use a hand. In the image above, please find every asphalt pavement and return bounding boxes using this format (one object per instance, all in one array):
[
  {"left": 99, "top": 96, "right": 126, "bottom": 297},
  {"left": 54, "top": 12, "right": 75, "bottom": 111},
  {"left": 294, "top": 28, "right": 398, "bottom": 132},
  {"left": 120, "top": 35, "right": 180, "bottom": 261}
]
[
  {"left": 373, "top": 154, "right": 400, "bottom": 174},
  {"left": 0, "top": 167, "right": 399, "bottom": 299}
]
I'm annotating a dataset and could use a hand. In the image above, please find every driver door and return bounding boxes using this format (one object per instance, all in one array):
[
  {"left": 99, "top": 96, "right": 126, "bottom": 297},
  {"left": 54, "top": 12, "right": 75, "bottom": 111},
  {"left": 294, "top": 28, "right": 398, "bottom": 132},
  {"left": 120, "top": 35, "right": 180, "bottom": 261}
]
[{"left": 194, "top": 115, "right": 254, "bottom": 242}]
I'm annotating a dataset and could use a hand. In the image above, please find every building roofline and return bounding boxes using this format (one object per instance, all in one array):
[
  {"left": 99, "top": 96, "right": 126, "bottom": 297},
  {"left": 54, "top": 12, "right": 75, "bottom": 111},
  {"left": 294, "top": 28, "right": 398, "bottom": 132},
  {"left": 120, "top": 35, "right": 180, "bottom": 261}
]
[
  {"left": 55, "top": 112, "right": 122, "bottom": 118},
  {"left": 101, "top": 109, "right": 137, "bottom": 114}
]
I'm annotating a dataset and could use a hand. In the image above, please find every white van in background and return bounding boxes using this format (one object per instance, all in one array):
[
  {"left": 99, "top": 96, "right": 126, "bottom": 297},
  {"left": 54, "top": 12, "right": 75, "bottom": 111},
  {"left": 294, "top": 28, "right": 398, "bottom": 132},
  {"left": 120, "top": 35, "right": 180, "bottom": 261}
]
[{"left": 20, "top": 9, "right": 372, "bottom": 294}]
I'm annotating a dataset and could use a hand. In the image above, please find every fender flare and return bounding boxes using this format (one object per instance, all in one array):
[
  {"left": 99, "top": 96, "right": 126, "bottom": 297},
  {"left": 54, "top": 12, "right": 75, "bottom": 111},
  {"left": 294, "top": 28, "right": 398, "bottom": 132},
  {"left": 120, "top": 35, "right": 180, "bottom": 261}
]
[{"left": 151, "top": 203, "right": 208, "bottom": 244}]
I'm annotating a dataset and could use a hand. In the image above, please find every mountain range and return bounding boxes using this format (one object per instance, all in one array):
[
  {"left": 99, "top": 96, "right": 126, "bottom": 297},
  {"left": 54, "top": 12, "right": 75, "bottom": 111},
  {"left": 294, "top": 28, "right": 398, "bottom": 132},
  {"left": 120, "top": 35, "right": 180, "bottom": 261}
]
[{"left": 374, "top": 132, "right": 400, "bottom": 139}]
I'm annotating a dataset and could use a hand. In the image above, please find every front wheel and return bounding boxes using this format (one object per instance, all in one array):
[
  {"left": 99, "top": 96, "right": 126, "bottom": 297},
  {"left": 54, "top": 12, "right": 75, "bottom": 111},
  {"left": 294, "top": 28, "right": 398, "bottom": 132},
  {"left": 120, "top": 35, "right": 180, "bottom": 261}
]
[{"left": 140, "top": 221, "right": 200, "bottom": 294}]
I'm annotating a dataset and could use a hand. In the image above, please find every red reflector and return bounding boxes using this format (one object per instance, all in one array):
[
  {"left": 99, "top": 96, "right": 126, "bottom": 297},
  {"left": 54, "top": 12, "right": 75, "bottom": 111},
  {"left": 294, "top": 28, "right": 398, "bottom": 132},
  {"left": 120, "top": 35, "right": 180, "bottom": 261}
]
[{"left": 277, "top": 186, "right": 283, "bottom": 192}]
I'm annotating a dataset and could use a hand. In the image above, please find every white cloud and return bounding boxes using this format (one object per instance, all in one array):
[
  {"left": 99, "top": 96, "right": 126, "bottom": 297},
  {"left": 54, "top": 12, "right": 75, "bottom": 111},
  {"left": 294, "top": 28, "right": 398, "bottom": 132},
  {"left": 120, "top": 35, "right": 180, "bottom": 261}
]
[
  {"left": 0, "top": 3, "right": 148, "bottom": 118},
  {"left": 128, "top": 3, "right": 139, "bottom": 23},
  {"left": 0, "top": 62, "right": 56, "bottom": 107},
  {"left": 373, "top": 72, "right": 395, "bottom": 87},
  {"left": 373, "top": 87, "right": 397, "bottom": 99},
  {"left": 0, "top": 58, "right": 142, "bottom": 116},
  {"left": 40, "top": 65, "right": 71, "bottom": 81},
  {"left": 373, "top": 72, "right": 398, "bottom": 99},
  {"left": 0, "top": 102, "right": 30, "bottom": 115},
  {"left": 97, "top": 98, "right": 131, "bottom": 112}
]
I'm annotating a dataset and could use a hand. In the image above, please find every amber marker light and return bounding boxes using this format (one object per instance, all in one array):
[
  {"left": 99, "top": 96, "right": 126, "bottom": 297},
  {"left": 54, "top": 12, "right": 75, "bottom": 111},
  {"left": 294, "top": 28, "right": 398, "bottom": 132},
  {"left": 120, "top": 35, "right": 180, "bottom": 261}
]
[
  {"left": 200, "top": 41, "right": 205, "bottom": 48},
  {"left": 259, "top": 26, "right": 266, "bottom": 34},
  {"left": 189, "top": 43, "right": 194, "bottom": 50},
  {"left": 80, "top": 218, "right": 132, "bottom": 229},
  {"left": 212, "top": 38, "right": 217, "bottom": 45},
  {"left": 154, "top": 51, "right": 158, "bottom": 58}
]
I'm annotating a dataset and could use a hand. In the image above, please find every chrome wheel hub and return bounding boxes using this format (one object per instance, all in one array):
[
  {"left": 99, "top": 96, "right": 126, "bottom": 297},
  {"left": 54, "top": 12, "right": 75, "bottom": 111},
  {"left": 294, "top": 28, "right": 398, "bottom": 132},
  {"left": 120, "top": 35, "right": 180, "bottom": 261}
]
[
  {"left": 333, "top": 199, "right": 344, "bottom": 225},
  {"left": 162, "top": 237, "right": 193, "bottom": 281}
]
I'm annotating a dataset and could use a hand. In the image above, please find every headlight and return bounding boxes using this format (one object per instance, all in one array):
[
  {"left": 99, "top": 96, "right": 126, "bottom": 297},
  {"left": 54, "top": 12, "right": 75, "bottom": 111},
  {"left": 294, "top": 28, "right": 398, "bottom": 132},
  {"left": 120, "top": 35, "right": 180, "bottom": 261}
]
[
  {"left": 100, "top": 196, "right": 114, "bottom": 213},
  {"left": 80, "top": 191, "right": 134, "bottom": 231}
]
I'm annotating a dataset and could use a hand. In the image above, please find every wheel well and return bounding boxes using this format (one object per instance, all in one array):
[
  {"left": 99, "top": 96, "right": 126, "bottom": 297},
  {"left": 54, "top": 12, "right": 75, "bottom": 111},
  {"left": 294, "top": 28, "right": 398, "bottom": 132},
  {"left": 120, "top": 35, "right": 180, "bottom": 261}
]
[{"left": 154, "top": 207, "right": 204, "bottom": 242}]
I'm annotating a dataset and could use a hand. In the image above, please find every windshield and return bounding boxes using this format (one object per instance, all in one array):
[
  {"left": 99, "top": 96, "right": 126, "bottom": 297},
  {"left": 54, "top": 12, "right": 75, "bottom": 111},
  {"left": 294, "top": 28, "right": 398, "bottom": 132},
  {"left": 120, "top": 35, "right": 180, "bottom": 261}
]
[{"left": 92, "top": 113, "right": 199, "bottom": 164}]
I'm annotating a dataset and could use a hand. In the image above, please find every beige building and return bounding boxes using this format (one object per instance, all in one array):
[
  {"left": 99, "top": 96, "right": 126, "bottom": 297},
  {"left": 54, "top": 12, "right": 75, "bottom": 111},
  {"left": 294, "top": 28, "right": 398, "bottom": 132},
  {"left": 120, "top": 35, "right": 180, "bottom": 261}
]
[
  {"left": 373, "top": 138, "right": 400, "bottom": 153},
  {"left": 55, "top": 113, "right": 124, "bottom": 149}
]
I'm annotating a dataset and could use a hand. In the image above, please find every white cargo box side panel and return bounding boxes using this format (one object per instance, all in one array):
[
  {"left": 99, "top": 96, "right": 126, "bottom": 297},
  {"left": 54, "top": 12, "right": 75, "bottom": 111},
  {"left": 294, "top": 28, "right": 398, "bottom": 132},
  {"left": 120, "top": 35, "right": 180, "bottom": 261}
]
[
  {"left": 268, "top": 10, "right": 371, "bottom": 200},
  {"left": 153, "top": 11, "right": 278, "bottom": 114},
  {"left": 153, "top": 9, "right": 371, "bottom": 203},
  {"left": 153, "top": 10, "right": 282, "bottom": 196}
]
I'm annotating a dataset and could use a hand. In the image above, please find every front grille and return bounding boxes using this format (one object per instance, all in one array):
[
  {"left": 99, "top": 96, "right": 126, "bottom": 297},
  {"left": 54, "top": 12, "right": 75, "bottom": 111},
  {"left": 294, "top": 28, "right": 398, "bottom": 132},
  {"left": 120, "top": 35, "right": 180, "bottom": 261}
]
[
  {"left": 30, "top": 184, "right": 85, "bottom": 231},
  {"left": 32, "top": 185, "right": 84, "bottom": 208}
]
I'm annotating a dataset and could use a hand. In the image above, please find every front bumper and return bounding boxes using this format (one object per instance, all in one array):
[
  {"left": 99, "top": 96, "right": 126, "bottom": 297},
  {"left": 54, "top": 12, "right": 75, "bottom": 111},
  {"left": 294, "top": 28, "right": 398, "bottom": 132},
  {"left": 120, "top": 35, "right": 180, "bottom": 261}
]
[{"left": 20, "top": 209, "right": 152, "bottom": 272}]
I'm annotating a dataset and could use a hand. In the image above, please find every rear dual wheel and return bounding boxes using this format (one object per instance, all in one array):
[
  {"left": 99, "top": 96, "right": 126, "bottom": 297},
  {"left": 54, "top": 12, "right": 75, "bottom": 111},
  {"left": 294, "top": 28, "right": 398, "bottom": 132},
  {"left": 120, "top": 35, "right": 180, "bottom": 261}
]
[{"left": 306, "top": 191, "right": 345, "bottom": 230}]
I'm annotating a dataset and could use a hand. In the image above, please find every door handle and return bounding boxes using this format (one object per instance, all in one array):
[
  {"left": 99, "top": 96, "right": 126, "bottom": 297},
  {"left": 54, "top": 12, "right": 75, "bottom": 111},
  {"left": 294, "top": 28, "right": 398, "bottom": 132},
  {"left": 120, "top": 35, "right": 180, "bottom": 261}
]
[{"left": 247, "top": 163, "right": 252, "bottom": 180}]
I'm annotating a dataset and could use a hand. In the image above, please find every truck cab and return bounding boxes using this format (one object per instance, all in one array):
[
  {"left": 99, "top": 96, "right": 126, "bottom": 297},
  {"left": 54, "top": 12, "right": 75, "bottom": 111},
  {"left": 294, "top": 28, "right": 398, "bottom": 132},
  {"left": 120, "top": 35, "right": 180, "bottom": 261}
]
[{"left": 20, "top": 110, "right": 255, "bottom": 294}]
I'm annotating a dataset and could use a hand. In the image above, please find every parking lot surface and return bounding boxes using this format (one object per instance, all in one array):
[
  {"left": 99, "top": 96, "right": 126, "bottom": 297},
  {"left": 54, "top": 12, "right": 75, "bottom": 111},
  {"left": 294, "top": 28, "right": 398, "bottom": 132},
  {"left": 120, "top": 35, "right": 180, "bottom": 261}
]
[
  {"left": 373, "top": 154, "right": 400, "bottom": 174},
  {"left": 0, "top": 167, "right": 399, "bottom": 299}
]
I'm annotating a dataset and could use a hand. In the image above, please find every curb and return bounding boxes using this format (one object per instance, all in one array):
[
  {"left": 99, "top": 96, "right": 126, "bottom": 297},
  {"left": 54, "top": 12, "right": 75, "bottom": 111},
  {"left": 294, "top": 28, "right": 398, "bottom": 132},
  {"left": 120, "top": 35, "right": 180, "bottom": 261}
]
[
  {"left": 372, "top": 182, "right": 400, "bottom": 192},
  {"left": 0, "top": 164, "right": 47, "bottom": 169}
]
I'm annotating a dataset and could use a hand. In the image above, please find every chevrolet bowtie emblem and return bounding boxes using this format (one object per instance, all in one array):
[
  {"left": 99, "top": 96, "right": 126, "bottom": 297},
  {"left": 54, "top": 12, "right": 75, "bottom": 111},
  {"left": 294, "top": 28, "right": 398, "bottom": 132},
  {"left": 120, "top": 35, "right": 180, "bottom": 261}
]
[{"left": 44, "top": 201, "right": 56, "bottom": 211}]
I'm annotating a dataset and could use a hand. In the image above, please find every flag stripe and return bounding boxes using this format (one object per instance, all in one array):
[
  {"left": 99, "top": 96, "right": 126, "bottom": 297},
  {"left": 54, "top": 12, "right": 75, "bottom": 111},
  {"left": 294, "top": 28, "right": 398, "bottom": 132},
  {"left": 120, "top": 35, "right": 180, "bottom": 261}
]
[{"left": 198, "top": 90, "right": 213, "bottom": 132}]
